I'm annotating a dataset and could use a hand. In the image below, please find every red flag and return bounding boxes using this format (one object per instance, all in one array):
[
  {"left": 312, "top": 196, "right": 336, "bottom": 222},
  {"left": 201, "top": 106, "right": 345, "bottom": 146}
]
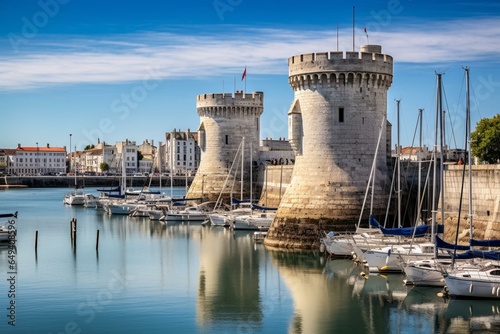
[{"left": 241, "top": 67, "right": 246, "bottom": 81}]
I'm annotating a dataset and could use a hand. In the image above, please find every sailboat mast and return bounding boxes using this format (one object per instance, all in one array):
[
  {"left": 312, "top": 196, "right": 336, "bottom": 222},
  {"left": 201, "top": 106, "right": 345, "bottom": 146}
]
[
  {"left": 396, "top": 99, "right": 401, "bottom": 228},
  {"left": 439, "top": 74, "right": 446, "bottom": 235},
  {"left": 417, "top": 108, "right": 423, "bottom": 226},
  {"left": 241, "top": 136, "right": 245, "bottom": 201},
  {"left": 465, "top": 67, "right": 473, "bottom": 240},
  {"left": 431, "top": 73, "right": 442, "bottom": 243},
  {"left": 250, "top": 141, "right": 253, "bottom": 208}
]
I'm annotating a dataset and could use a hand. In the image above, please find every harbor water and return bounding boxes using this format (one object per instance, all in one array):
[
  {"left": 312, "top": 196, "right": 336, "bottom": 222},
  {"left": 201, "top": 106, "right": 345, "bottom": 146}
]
[{"left": 1, "top": 187, "right": 500, "bottom": 333}]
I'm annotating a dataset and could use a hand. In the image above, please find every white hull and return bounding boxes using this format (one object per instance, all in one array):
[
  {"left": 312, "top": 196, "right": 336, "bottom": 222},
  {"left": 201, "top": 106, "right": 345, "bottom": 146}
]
[
  {"left": 232, "top": 214, "right": 272, "bottom": 231},
  {"left": 320, "top": 234, "right": 354, "bottom": 258},
  {"left": 107, "top": 203, "right": 133, "bottom": 215},
  {"left": 402, "top": 259, "right": 448, "bottom": 287},
  {"left": 165, "top": 213, "right": 206, "bottom": 222},
  {"left": 165, "top": 207, "right": 207, "bottom": 222},
  {"left": 444, "top": 264, "right": 500, "bottom": 299},
  {"left": 363, "top": 243, "right": 438, "bottom": 273},
  {"left": 208, "top": 213, "right": 230, "bottom": 226},
  {"left": 64, "top": 191, "right": 86, "bottom": 205}
]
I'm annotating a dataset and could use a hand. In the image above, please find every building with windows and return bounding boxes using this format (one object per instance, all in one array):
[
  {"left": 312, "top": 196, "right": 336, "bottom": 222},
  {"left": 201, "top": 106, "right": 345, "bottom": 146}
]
[
  {"left": 115, "top": 140, "right": 139, "bottom": 174},
  {"left": 4, "top": 144, "right": 66, "bottom": 175},
  {"left": 164, "top": 129, "right": 199, "bottom": 176}
]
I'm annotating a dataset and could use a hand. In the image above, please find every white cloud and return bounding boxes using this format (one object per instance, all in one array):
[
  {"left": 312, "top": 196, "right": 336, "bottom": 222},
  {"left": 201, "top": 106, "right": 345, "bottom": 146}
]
[{"left": 0, "top": 17, "right": 499, "bottom": 90}]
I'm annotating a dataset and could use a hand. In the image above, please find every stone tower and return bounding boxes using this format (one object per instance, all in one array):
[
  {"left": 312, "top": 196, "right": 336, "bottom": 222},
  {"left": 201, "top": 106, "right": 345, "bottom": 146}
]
[
  {"left": 264, "top": 45, "right": 393, "bottom": 249},
  {"left": 186, "top": 91, "right": 264, "bottom": 203}
]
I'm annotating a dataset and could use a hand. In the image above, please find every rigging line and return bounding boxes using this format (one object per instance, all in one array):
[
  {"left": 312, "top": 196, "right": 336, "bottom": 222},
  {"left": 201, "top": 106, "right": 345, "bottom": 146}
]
[{"left": 441, "top": 80, "right": 459, "bottom": 150}]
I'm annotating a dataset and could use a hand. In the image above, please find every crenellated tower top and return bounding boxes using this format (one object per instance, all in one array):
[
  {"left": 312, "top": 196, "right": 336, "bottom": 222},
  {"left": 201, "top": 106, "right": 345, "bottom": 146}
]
[
  {"left": 288, "top": 45, "right": 393, "bottom": 91},
  {"left": 196, "top": 91, "right": 264, "bottom": 117}
]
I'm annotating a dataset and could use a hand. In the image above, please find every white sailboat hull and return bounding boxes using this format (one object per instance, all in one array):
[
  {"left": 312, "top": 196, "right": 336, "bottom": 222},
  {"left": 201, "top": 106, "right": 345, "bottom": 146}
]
[{"left": 444, "top": 265, "right": 500, "bottom": 299}]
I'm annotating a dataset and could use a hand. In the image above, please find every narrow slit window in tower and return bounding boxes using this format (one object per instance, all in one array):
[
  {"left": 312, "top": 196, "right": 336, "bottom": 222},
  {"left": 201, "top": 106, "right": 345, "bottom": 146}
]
[
  {"left": 225, "top": 135, "right": 229, "bottom": 145},
  {"left": 338, "top": 107, "right": 344, "bottom": 123}
]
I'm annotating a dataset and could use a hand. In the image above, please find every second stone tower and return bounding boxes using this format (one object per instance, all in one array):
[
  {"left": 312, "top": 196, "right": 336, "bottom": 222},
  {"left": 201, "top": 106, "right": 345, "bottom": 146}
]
[{"left": 186, "top": 91, "right": 263, "bottom": 203}]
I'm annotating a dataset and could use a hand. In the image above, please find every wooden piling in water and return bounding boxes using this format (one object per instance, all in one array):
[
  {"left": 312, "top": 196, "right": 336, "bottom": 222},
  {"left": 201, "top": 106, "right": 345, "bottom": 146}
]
[
  {"left": 70, "top": 218, "right": 77, "bottom": 250},
  {"left": 96, "top": 230, "right": 100, "bottom": 251},
  {"left": 35, "top": 230, "right": 38, "bottom": 253}
]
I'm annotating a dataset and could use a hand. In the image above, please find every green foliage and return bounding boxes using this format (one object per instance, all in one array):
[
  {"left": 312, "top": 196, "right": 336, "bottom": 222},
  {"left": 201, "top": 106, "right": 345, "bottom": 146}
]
[
  {"left": 137, "top": 151, "right": 143, "bottom": 161},
  {"left": 84, "top": 144, "right": 95, "bottom": 150},
  {"left": 99, "top": 162, "right": 109, "bottom": 172},
  {"left": 470, "top": 114, "right": 500, "bottom": 164}
]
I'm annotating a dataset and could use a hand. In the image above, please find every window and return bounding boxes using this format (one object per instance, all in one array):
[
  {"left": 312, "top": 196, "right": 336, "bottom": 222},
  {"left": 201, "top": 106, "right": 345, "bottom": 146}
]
[
  {"left": 225, "top": 135, "right": 229, "bottom": 145},
  {"left": 338, "top": 107, "right": 344, "bottom": 123}
]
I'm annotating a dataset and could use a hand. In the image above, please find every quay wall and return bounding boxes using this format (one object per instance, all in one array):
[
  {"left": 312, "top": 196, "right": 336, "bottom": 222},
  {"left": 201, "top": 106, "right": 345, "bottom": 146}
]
[
  {"left": 0, "top": 176, "right": 193, "bottom": 188},
  {"left": 255, "top": 164, "right": 293, "bottom": 208},
  {"left": 440, "top": 165, "right": 500, "bottom": 244}
]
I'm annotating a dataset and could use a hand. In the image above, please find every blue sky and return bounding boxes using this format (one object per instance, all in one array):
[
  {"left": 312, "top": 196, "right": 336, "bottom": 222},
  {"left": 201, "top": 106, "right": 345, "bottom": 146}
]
[{"left": 1, "top": 0, "right": 500, "bottom": 151}]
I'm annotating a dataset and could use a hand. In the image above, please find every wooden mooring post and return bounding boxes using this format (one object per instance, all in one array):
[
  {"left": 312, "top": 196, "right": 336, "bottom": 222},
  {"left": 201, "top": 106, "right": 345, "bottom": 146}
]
[
  {"left": 34, "top": 230, "right": 38, "bottom": 254},
  {"left": 96, "top": 230, "right": 100, "bottom": 252},
  {"left": 70, "top": 218, "right": 77, "bottom": 250}
]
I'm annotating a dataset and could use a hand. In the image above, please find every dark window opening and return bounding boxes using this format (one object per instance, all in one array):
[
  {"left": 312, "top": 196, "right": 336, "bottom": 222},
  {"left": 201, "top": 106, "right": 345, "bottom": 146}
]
[
  {"left": 225, "top": 135, "right": 229, "bottom": 145},
  {"left": 338, "top": 107, "right": 344, "bottom": 123}
]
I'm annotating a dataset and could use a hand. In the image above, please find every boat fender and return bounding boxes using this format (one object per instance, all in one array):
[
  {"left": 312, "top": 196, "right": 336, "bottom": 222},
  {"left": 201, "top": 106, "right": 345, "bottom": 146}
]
[
  {"left": 469, "top": 284, "right": 473, "bottom": 294},
  {"left": 319, "top": 243, "right": 326, "bottom": 253},
  {"left": 380, "top": 265, "right": 388, "bottom": 271},
  {"left": 492, "top": 287, "right": 496, "bottom": 296}
]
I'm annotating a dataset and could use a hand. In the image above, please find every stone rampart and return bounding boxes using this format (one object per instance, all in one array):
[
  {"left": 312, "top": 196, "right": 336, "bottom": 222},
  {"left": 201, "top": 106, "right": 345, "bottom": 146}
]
[{"left": 440, "top": 165, "right": 500, "bottom": 244}]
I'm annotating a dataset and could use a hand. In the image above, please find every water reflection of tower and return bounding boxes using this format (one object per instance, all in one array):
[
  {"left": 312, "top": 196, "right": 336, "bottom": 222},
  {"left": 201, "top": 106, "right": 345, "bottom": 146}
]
[
  {"left": 196, "top": 229, "right": 262, "bottom": 330},
  {"left": 187, "top": 91, "right": 264, "bottom": 203},
  {"left": 266, "top": 45, "right": 393, "bottom": 248}
]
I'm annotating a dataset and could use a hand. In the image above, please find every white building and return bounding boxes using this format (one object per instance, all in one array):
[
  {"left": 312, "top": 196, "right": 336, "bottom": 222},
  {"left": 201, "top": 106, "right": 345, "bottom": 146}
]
[
  {"left": 116, "top": 140, "right": 139, "bottom": 174},
  {"left": 164, "top": 129, "right": 200, "bottom": 176},
  {"left": 5, "top": 144, "right": 66, "bottom": 175}
]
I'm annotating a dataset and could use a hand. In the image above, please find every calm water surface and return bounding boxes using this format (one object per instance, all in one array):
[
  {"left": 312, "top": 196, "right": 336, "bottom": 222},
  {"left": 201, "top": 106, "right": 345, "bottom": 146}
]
[{"left": 1, "top": 187, "right": 500, "bottom": 333}]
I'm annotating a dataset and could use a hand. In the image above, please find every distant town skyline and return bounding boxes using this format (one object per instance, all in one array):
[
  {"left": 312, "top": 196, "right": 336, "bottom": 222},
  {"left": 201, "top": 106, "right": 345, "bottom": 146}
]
[{"left": 1, "top": 0, "right": 500, "bottom": 150}]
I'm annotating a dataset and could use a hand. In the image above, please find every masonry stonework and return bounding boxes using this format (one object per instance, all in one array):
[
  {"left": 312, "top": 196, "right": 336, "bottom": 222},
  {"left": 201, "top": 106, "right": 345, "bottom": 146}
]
[
  {"left": 265, "top": 45, "right": 393, "bottom": 249},
  {"left": 186, "top": 92, "right": 263, "bottom": 203},
  {"left": 440, "top": 165, "right": 500, "bottom": 244}
]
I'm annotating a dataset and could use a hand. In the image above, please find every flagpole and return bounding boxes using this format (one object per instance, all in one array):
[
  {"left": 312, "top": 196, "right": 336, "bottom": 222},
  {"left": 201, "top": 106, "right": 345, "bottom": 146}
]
[
  {"left": 222, "top": 79, "right": 225, "bottom": 97},
  {"left": 336, "top": 22, "right": 339, "bottom": 52},
  {"left": 233, "top": 76, "right": 235, "bottom": 96},
  {"left": 352, "top": 6, "right": 355, "bottom": 51},
  {"left": 244, "top": 66, "right": 247, "bottom": 97}
]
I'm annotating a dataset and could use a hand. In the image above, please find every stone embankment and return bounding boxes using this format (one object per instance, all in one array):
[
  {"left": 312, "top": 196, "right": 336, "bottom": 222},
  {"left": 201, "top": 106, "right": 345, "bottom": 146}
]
[{"left": 0, "top": 176, "right": 193, "bottom": 188}]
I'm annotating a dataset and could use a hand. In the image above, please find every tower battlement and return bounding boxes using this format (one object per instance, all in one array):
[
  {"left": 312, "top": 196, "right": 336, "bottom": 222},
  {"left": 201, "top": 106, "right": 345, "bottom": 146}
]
[
  {"left": 288, "top": 45, "right": 393, "bottom": 90},
  {"left": 196, "top": 91, "right": 264, "bottom": 117},
  {"left": 196, "top": 91, "right": 264, "bottom": 107}
]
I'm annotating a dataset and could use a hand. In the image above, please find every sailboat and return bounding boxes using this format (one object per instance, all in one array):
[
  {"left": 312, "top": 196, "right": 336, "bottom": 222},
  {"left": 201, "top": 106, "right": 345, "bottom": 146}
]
[
  {"left": 441, "top": 68, "right": 500, "bottom": 299},
  {"left": 207, "top": 137, "right": 252, "bottom": 227},
  {"left": 362, "top": 100, "right": 446, "bottom": 273},
  {"left": 405, "top": 68, "right": 500, "bottom": 288},
  {"left": 63, "top": 149, "right": 86, "bottom": 205}
]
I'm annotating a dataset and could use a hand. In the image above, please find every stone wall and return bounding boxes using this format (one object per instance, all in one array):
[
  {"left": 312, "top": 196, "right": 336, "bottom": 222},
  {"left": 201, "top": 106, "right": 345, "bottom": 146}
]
[
  {"left": 265, "top": 46, "right": 393, "bottom": 249},
  {"left": 440, "top": 164, "right": 500, "bottom": 245},
  {"left": 186, "top": 92, "right": 263, "bottom": 203}
]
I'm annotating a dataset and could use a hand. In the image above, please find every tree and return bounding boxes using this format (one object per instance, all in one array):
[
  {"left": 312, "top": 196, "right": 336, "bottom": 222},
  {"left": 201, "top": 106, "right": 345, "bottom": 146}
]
[
  {"left": 84, "top": 144, "right": 95, "bottom": 150},
  {"left": 471, "top": 114, "right": 500, "bottom": 164},
  {"left": 100, "top": 162, "right": 109, "bottom": 173}
]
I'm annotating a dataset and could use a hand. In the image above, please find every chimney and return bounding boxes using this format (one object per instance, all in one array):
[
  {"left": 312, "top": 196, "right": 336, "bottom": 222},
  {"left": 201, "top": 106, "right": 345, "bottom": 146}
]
[{"left": 47, "top": 143, "right": 50, "bottom": 148}]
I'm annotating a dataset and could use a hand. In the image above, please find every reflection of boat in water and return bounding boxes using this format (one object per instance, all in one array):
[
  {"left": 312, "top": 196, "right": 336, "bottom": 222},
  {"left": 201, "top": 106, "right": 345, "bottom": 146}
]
[
  {"left": 445, "top": 298, "right": 500, "bottom": 319},
  {"left": 400, "top": 285, "right": 447, "bottom": 314},
  {"left": 360, "top": 273, "right": 409, "bottom": 302}
]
